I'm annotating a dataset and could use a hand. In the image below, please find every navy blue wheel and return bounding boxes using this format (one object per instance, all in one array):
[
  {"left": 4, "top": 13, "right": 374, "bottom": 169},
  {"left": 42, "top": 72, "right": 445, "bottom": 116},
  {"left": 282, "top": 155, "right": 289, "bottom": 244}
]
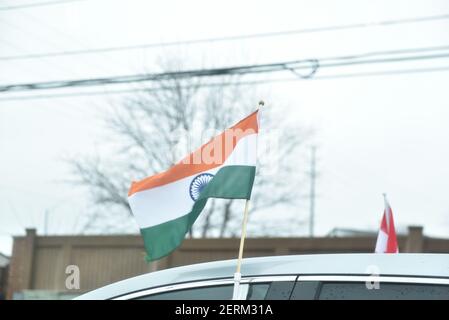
[{"left": 189, "top": 173, "right": 214, "bottom": 201}]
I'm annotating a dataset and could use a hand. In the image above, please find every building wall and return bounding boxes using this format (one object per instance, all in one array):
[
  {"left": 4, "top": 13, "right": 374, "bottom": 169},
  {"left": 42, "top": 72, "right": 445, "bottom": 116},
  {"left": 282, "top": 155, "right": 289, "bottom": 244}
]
[
  {"left": 0, "top": 253, "right": 9, "bottom": 299},
  {"left": 0, "top": 266, "right": 8, "bottom": 298},
  {"left": 7, "top": 226, "right": 449, "bottom": 299}
]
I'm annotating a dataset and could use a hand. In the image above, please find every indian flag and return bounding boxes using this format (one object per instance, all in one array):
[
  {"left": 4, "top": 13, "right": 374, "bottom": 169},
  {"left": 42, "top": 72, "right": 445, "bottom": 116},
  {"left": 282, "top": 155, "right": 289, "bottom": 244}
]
[{"left": 128, "top": 110, "right": 259, "bottom": 261}]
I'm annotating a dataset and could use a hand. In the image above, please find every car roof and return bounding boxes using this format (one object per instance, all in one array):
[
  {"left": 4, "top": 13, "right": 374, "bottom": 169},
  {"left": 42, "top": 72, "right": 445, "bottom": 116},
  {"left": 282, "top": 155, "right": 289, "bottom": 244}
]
[{"left": 76, "top": 253, "right": 449, "bottom": 299}]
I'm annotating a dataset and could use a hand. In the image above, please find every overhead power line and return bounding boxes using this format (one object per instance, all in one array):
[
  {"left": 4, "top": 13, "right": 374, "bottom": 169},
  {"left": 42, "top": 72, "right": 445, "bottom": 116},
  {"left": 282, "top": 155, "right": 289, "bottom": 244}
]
[
  {"left": 1, "top": 13, "right": 449, "bottom": 61},
  {"left": 0, "top": 0, "right": 88, "bottom": 11},
  {"left": 316, "top": 45, "right": 449, "bottom": 62},
  {"left": 2, "top": 65, "right": 449, "bottom": 101},
  {"left": 1, "top": 46, "right": 449, "bottom": 93},
  {"left": 0, "top": 59, "right": 318, "bottom": 92}
]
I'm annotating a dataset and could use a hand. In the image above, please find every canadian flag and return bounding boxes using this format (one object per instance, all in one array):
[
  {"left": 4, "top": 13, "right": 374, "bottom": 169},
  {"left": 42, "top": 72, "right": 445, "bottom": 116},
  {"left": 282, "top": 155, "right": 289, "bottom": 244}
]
[{"left": 375, "top": 194, "right": 399, "bottom": 253}]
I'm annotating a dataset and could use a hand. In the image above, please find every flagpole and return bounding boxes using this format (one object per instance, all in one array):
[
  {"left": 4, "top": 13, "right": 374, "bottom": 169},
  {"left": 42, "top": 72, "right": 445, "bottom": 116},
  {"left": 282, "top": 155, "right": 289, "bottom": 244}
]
[
  {"left": 232, "top": 100, "right": 263, "bottom": 300},
  {"left": 232, "top": 199, "right": 250, "bottom": 300},
  {"left": 382, "top": 193, "right": 389, "bottom": 227}
]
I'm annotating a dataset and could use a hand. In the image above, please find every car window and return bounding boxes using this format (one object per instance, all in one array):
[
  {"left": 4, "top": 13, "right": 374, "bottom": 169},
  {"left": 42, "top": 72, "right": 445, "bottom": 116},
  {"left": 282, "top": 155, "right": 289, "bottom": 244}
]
[
  {"left": 264, "top": 281, "right": 296, "bottom": 300},
  {"left": 318, "top": 282, "right": 449, "bottom": 300},
  {"left": 135, "top": 283, "right": 273, "bottom": 300},
  {"left": 247, "top": 283, "right": 270, "bottom": 300},
  {"left": 136, "top": 285, "right": 233, "bottom": 300},
  {"left": 290, "top": 281, "right": 320, "bottom": 300}
]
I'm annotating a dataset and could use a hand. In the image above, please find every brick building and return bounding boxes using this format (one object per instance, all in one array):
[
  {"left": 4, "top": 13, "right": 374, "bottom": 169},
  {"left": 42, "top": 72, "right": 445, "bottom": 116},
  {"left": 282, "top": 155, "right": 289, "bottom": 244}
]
[{"left": 0, "top": 252, "right": 9, "bottom": 299}]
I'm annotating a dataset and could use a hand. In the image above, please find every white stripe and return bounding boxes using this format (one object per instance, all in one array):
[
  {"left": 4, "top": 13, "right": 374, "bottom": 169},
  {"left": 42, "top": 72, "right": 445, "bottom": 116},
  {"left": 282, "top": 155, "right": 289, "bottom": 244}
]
[
  {"left": 224, "top": 133, "right": 257, "bottom": 167},
  {"left": 375, "top": 229, "right": 388, "bottom": 253},
  {"left": 129, "top": 134, "right": 257, "bottom": 229}
]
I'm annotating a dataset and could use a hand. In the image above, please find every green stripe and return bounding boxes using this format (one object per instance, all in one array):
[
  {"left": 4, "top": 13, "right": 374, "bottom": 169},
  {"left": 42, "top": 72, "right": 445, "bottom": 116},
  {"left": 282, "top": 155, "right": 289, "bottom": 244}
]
[{"left": 140, "top": 165, "right": 256, "bottom": 261}]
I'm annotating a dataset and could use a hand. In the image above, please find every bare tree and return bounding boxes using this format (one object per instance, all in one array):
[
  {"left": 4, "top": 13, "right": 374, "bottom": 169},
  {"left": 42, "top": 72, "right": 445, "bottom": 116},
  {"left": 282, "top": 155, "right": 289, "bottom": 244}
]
[{"left": 68, "top": 59, "right": 312, "bottom": 236}]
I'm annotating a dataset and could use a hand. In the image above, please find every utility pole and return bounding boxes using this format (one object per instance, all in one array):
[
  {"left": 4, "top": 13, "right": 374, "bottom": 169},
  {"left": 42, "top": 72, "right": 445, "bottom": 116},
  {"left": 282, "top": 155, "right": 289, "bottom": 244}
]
[{"left": 309, "top": 146, "right": 317, "bottom": 237}]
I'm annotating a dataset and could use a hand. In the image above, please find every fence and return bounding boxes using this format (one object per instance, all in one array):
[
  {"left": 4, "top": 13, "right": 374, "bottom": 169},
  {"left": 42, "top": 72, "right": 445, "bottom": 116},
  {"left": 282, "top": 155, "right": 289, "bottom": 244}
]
[{"left": 7, "top": 226, "right": 449, "bottom": 299}]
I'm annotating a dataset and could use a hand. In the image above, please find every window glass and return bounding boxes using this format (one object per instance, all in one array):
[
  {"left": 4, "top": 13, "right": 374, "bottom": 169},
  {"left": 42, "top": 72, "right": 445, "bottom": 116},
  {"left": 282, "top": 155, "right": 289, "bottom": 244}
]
[
  {"left": 135, "top": 280, "right": 297, "bottom": 300},
  {"left": 318, "top": 282, "right": 449, "bottom": 300},
  {"left": 265, "top": 281, "right": 295, "bottom": 300},
  {"left": 290, "top": 281, "right": 320, "bottom": 300},
  {"left": 136, "top": 285, "right": 233, "bottom": 300},
  {"left": 247, "top": 283, "right": 270, "bottom": 300}
]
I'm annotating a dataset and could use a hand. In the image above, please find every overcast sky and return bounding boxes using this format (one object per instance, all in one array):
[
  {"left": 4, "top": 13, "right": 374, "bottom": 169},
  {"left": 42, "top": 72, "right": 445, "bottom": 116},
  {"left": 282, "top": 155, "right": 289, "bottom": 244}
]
[{"left": 1, "top": 0, "right": 449, "bottom": 255}]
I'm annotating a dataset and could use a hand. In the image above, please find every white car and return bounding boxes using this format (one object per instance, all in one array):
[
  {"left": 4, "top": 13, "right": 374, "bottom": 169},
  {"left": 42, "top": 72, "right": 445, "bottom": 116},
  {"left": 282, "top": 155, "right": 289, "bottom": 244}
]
[{"left": 76, "top": 253, "right": 449, "bottom": 300}]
